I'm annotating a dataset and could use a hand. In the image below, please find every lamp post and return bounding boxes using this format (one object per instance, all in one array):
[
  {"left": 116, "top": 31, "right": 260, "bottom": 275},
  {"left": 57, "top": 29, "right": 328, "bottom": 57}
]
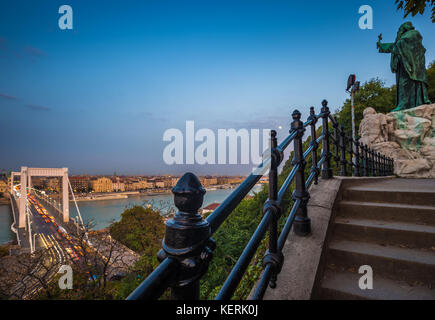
[{"left": 346, "top": 74, "right": 360, "bottom": 165}]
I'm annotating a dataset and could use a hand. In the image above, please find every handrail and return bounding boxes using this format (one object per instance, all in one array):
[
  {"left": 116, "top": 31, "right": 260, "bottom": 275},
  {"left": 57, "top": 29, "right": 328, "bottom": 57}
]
[
  {"left": 216, "top": 209, "right": 273, "bottom": 299},
  {"left": 277, "top": 130, "right": 297, "bottom": 154},
  {"left": 250, "top": 198, "right": 301, "bottom": 300},
  {"left": 328, "top": 114, "right": 338, "bottom": 126},
  {"left": 127, "top": 99, "right": 394, "bottom": 300},
  {"left": 207, "top": 129, "right": 297, "bottom": 235},
  {"left": 126, "top": 257, "right": 177, "bottom": 300}
]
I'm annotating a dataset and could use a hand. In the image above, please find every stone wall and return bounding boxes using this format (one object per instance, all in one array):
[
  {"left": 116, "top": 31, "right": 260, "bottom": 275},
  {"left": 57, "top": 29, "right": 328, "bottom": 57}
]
[{"left": 359, "top": 104, "right": 435, "bottom": 178}]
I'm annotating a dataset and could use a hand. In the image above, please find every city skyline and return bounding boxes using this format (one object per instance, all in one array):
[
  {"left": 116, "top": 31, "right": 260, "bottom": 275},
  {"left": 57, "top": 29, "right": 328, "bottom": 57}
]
[{"left": 1, "top": 1, "right": 434, "bottom": 175}]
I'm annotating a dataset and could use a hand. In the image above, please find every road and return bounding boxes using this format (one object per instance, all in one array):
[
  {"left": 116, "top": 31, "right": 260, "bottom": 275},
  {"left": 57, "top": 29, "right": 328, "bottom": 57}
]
[
  {"left": 11, "top": 192, "right": 87, "bottom": 299},
  {"left": 10, "top": 188, "right": 138, "bottom": 299}
]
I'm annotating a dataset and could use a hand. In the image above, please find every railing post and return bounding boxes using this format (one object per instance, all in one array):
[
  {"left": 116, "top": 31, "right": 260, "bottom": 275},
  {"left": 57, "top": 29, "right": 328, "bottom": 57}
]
[
  {"left": 339, "top": 125, "right": 347, "bottom": 176},
  {"left": 387, "top": 156, "right": 390, "bottom": 176},
  {"left": 382, "top": 154, "right": 387, "bottom": 176},
  {"left": 390, "top": 158, "right": 394, "bottom": 176},
  {"left": 263, "top": 130, "right": 283, "bottom": 289},
  {"left": 320, "top": 100, "right": 333, "bottom": 179},
  {"left": 332, "top": 117, "right": 340, "bottom": 168},
  {"left": 377, "top": 152, "right": 381, "bottom": 176},
  {"left": 376, "top": 152, "right": 380, "bottom": 176},
  {"left": 388, "top": 158, "right": 394, "bottom": 176},
  {"left": 363, "top": 144, "right": 369, "bottom": 177},
  {"left": 386, "top": 156, "right": 389, "bottom": 176},
  {"left": 367, "top": 148, "right": 372, "bottom": 176},
  {"left": 372, "top": 150, "right": 377, "bottom": 177},
  {"left": 361, "top": 142, "right": 366, "bottom": 176},
  {"left": 370, "top": 149, "right": 375, "bottom": 176},
  {"left": 386, "top": 157, "right": 389, "bottom": 175},
  {"left": 309, "top": 107, "right": 320, "bottom": 184},
  {"left": 292, "top": 110, "right": 311, "bottom": 236},
  {"left": 380, "top": 154, "right": 384, "bottom": 176},
  {"left": 159, "top": 173, "right": 215, "bottom": 300},
  {"left": 354, "top": 138, "right": 361, "bottom": 177}
]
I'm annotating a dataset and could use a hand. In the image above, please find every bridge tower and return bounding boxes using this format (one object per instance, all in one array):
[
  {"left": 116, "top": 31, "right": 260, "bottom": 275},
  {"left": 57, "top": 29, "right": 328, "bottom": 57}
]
[
  {"left": 13, "top": 167, "right": 70, "bottom": 227},
  {"left": 18, "top": 167, "right": 28, "bottom": 228}
]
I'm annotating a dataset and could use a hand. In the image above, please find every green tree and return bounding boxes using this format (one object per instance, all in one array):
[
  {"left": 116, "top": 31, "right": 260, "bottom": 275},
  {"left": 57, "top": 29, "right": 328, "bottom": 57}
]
[
  {"left": 109, "top": 205, "right": 165, "bottom": 299},
  {"left": 396, "top": 0, "right": 435, "bottom": 22},
  {"left": 110, "top": 205, "right": 165, "bottom": 254},
  {"left": 335, "top": 78, "right": 396, "bottom": 135},
  {"left": 427, "top": 60, "right": 435, "bottom": 102}
]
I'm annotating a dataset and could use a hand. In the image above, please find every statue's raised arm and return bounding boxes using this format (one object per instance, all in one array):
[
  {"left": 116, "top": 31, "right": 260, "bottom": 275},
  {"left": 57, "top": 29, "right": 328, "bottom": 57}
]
[{"left": 377, "top": 33, "right": 395, "bottom": 53}]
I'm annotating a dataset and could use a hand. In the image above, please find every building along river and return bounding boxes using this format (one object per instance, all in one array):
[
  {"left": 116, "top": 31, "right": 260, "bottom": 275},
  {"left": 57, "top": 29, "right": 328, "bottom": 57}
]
[{"left": 0, "top": 185, "right": 263, "bottom": 244}]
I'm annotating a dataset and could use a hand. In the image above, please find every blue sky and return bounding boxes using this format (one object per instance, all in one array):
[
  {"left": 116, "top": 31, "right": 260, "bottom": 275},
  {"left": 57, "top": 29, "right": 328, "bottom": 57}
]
[{"left": 0, "top": 0, "right": 434, "bottom": 175}]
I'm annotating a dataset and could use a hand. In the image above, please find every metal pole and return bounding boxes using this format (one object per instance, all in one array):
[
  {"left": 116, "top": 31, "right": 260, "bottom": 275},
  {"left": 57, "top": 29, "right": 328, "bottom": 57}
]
[
  {"left": 333, "top": 118, "right": 340, "bottom": 168},
  {"left": 161, "top": 173, "right": 215, "bottom": 300},
  {"left": 309, "top": 107, "right": 319, "bottom": 184},
  {"left": 351, "top": 90, "right": 356, "bottom": 145},
  {"left": 320, "top": 100, "right": 332, "bottom": 179},
  {"left": 350, "top": 87, "right": 358, "bottom": 166},
  {"left": 267, "top": 130, "right": 280, "bottom": 288},
  {"left": 339, "top": 125, "right": 347, "bottom": 176},
  {"left": 292, "top": 110, "right": 311, "bottom": 236},
  {"left": 354, "top": 138, "right": 361, "bottom": 177},
  {"left": 348, "top": 135, "right": 354, "bottom": 175},
  {"left": 257, "top": 131, "right": 285, "bottom": 294}
]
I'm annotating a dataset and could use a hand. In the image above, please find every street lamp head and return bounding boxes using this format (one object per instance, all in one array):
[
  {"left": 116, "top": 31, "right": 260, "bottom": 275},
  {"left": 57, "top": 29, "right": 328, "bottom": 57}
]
[
  {"left": 346, "top": 74, "right": 356, "bottom": 91},
  {"left": 353, "top": 81, "right": 360, "bottom": 93}
]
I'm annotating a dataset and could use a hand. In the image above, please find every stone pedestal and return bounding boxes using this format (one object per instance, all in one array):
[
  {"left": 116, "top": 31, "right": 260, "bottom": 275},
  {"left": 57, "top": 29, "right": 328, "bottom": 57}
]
[{"left": 359, "top": 104, "right": 435, "bottom": 178}]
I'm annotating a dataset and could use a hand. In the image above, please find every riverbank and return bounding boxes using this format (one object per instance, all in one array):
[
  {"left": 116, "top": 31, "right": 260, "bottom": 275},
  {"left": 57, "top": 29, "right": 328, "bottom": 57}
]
[
  {"left": 70, "top": 185, "right": 239, "bottom": 203},
  {"left": 71, "top": 191, "right": 141, "bottom": 202},
  {"left": 73, "top": 194, "right": 129, "bottom": 202}
]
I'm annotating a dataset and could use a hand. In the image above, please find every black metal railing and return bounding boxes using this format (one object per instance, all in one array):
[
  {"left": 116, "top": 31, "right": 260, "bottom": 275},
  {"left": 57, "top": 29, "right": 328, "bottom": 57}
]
[{"left": 127, "top": 100, "right": 394, "bottom": 301}]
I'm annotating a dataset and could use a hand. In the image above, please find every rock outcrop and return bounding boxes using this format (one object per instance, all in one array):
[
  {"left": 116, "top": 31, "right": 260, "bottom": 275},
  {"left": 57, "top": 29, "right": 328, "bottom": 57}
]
[{"left": 359, "top": 104, "right": 435, "bottom": 178}]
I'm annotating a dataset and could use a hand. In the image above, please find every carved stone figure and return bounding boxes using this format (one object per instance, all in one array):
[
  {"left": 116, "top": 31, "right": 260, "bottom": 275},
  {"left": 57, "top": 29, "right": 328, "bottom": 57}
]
[
  {"left": 359, "top": 104, "right": 435, "bottom": 178},
  {"left": 358, "top": 107, "right": 392, "bottom": 145}
]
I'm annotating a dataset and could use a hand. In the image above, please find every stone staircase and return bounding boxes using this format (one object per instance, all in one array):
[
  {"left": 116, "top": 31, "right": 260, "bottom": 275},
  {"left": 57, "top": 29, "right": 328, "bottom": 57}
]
[{"left": 314, "top": 178, "right": 435, "bottom": 300}]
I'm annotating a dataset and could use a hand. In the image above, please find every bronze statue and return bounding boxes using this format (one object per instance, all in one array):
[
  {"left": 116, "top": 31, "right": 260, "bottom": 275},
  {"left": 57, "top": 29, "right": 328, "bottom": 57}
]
[{"left": 377, "top": 22, "right": 431, "bottom": 111}]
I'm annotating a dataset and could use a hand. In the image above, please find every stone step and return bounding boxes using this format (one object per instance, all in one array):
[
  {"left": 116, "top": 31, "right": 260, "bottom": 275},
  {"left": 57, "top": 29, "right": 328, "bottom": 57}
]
[
  {"left": 342, "top": 187, "right": 435, "bottom": 207},
  {"left": 316, "top": 269, "right": 435, "bottom": 300},
  {"left": 337, "top": 201, "right": 435, "bottom": 226},
  {"left": 332, "top": 218, "right": 435, "bottom": 249},
  {"left": 326, "top": 240, "right": 435, "bottom": 286}
]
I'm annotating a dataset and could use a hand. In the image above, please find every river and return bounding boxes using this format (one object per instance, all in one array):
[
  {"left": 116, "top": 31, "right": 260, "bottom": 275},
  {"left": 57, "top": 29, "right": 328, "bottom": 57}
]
[
  {"left": 0, "top": 185, "right": 263, "bottom": 244},
  {"left": 0, "top": 205, "right": 14, "bottom": 244}
]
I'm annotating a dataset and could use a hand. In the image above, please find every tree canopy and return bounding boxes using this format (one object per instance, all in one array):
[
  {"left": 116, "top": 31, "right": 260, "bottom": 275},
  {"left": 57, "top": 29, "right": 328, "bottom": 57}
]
[
  {"left": 428, "top": 60, "right": 435, "bottom": 102},
  {"left": 110, "top": 205, "right": 165, "bottom": 255},
  {"left": 109, "top": 205, "right": 166, "bottom": 299},
  {"left": 396, "top": 0, "right": 435, "bottom": 22},
  {"left": 335, "top": 78, "right": 396, "bottom": 136}
]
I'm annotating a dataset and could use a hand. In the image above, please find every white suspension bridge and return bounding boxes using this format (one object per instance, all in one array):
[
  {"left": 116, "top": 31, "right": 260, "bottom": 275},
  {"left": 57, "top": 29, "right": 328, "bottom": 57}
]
[{"left": 9, "top": 167, "right": 85, "bottom": 253}]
